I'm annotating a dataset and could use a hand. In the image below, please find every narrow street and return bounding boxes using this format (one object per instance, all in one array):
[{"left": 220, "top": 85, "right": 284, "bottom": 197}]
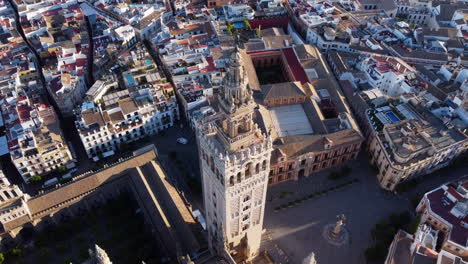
[{"left": 85, "top": 15, "right": 95, "bottom": 85}]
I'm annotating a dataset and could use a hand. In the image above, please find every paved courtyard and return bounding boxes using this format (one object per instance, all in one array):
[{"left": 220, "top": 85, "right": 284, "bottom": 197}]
[
  {"left": 262, "top": 153, "right": 467, "bottom": 264},
  {"left": 262, "top": 153, "right": 411, "bottom": 264}
]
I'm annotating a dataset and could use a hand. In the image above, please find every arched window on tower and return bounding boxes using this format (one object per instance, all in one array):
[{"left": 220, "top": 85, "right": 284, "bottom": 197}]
[
  {"left": 237, "top": 172, "right": 241, "bottom": 183},
  {"left": 245, "top": 163, "right": 252, "bottom": 179},
  {"left": 255, "top": 163, "right": 260, "bottom": 174},
  {"left": 210, "top": 156, "right": 215, "bottom": 172},
  {"left": 229, "top": 176, "right": 234, "bottom": 186},
  {"left": 262, "top": 160, "right": 267, "bottom": 170}
]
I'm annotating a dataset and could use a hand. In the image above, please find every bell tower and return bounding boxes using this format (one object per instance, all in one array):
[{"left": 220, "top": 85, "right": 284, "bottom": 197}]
[{"left": 196, "top": 47, "right": 272, "bottom": 261}]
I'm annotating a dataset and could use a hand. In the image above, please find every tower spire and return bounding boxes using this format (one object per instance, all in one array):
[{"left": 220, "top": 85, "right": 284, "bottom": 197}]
[
  {"left": 195, "top": 30, "right": 273, "bottom": 261},
  {"left": 218, "top": 46, "right": 252, "bottom": 115}
]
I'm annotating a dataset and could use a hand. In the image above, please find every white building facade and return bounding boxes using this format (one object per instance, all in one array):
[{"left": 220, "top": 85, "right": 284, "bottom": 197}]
[{"left": 76, "top": 88, "right": 178, "bottom": 161}]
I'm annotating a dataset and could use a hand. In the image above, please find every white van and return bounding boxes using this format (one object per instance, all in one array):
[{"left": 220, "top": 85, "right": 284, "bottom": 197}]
[
  {"left": 192, "top": 209, "right": 206, "bottom": 230},
  {"left": 42, "top": 177, "right": 59, "bottom": 189}
]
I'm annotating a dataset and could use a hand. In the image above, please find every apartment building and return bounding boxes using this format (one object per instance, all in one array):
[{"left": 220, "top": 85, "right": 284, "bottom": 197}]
[
  {"left": 0, "top": 167, "right": 31, "bottom": 237},
  {"left": 415, "top": 179, "right": 468, "bottom": 259},
  {"left": 386, "top": 226, "right": 467, "bottom": 264},
  {"left": 357, "top": 54, "right": 417, "bottom": 96},
  {"left": 75, "top": 87, "right": 178, "bottom": 161},
  {"left": 223, "top": 4, "right": 255, "bottom": 21},
  {"left": 9, "top": 103, "right": 75, "bottom": 183},
  {"left": 21, "top": 3, "right": 91, "bottom": 116},
  {"left": 369, "top": 118, "right": 467, "bottom": 191}
]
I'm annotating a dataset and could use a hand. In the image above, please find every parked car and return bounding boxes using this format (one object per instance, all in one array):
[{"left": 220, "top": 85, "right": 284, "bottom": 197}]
[{"left": 177, "top": 137, "right": 188, "bottom": 144}]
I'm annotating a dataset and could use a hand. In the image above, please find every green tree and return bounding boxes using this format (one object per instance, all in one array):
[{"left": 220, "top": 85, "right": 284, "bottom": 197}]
[
  {"left": 364, "top": 244, "right": 387, "bottom": 262},
  {"left": 57, "top": 165, "right": 67, "bottom": 173},
  {"left": 340, "top": 166, "right": 351, "bottom": 176},
  {"left": 0, "top": 253, "right": 4, "bottom": 264},
  {"left": 407, "top": 214, "right": 422, "bottom": 234},
  {"left": 328, "top": 171, "right": 341, "bottom": 180},
  {"left": 55, "top": 242, "right": 68, "bottom": 254},
  {"left": 39, "top": 247, "right": 51, "bottom": 261},
  {"left": 30, "top": 175, "right": 42, "bottom": 183},
  {"left": 10, "top": 247, "right": 23, "bottom": 257},
  {"left": 243, "top": 18, "right": 251, "bottom": 29},
  {"left": 226, "top": 22, "right": 235, "bottom": 34}
]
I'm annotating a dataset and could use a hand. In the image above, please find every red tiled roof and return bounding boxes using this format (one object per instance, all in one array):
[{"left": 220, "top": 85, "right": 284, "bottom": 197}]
[
  {"left": 188, "top": 34, "right": 208, "bottom": 42},
  {"left": 42, "top": 8, "right": 62, "bottom": 16},
  {"left": 200, "top": 56, "right": 217, "bottom": 73},
  {"left": 76, "top": 57, "right": 87, "bottom": 67},
  {"left": 247, "top": 48, "right": 308, "bottom": 84},
  {"left": 447, "top": 186, "right": 463, "bottom": 200},
  {"left": 17, "top": 104, "right": 31, "bottom": 121},
  {"left": 282, "top": 47, "right": 309, "bottom": 84},
  {"left": 61, "top": 63, "right": 76, "bottom": 72},
  {"left": 462, "top": 30, "right": 468, "bottom": 39},
  {"left": 8, "top": 139, "right": 19, "bottom": 151},
  {"left": 248, "top": 17, "right": 290, "bottom": 32},
  {"left": 7, "top": 119, "right": 20, "bottom": 130},
  {"left": 191, "top": 44, "right": 207, "bottom": 49},
  {"left": 67, "top": 4, "right": 80, "bottom": 10}
]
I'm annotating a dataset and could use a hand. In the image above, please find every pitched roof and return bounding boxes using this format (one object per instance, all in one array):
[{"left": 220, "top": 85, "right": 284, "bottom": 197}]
[
  {"left": 275, "top": 129, "right": 362, "bottom": 158},
  {"left": 262, "top": 81, "right": 306, "bottom": 100},
  {"left": 294, "top": 44, "right": 321, "bottom": 61}
]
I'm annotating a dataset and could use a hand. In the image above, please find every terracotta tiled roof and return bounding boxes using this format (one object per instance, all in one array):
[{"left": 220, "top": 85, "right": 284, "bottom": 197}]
[
  {"left": 262, "top": 81, "right": 306, "bottom": 100},
  {"left": 275, "top": 129, "right": 362, "bottom": 158}
]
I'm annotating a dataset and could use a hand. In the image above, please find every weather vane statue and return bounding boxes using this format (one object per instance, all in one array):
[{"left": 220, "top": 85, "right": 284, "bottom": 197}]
[{"left": 332, "top": 214, "right": 346, "bottom": 236}]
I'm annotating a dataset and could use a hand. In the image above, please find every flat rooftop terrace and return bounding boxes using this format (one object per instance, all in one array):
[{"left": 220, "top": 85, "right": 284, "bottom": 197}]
[{"left": 269, "top": 104, "right": 313, "bottom": 137}]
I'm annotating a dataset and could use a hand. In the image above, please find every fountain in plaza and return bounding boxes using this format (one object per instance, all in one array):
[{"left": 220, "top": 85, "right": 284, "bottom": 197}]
[{"left": 322, "top": 214, "right": 349, "bottom": 246}]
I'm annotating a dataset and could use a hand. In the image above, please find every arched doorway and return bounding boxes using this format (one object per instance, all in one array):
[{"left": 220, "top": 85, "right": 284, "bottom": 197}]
[{"left": 298, "top": 169, "right": 305, "bottom": 179}]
